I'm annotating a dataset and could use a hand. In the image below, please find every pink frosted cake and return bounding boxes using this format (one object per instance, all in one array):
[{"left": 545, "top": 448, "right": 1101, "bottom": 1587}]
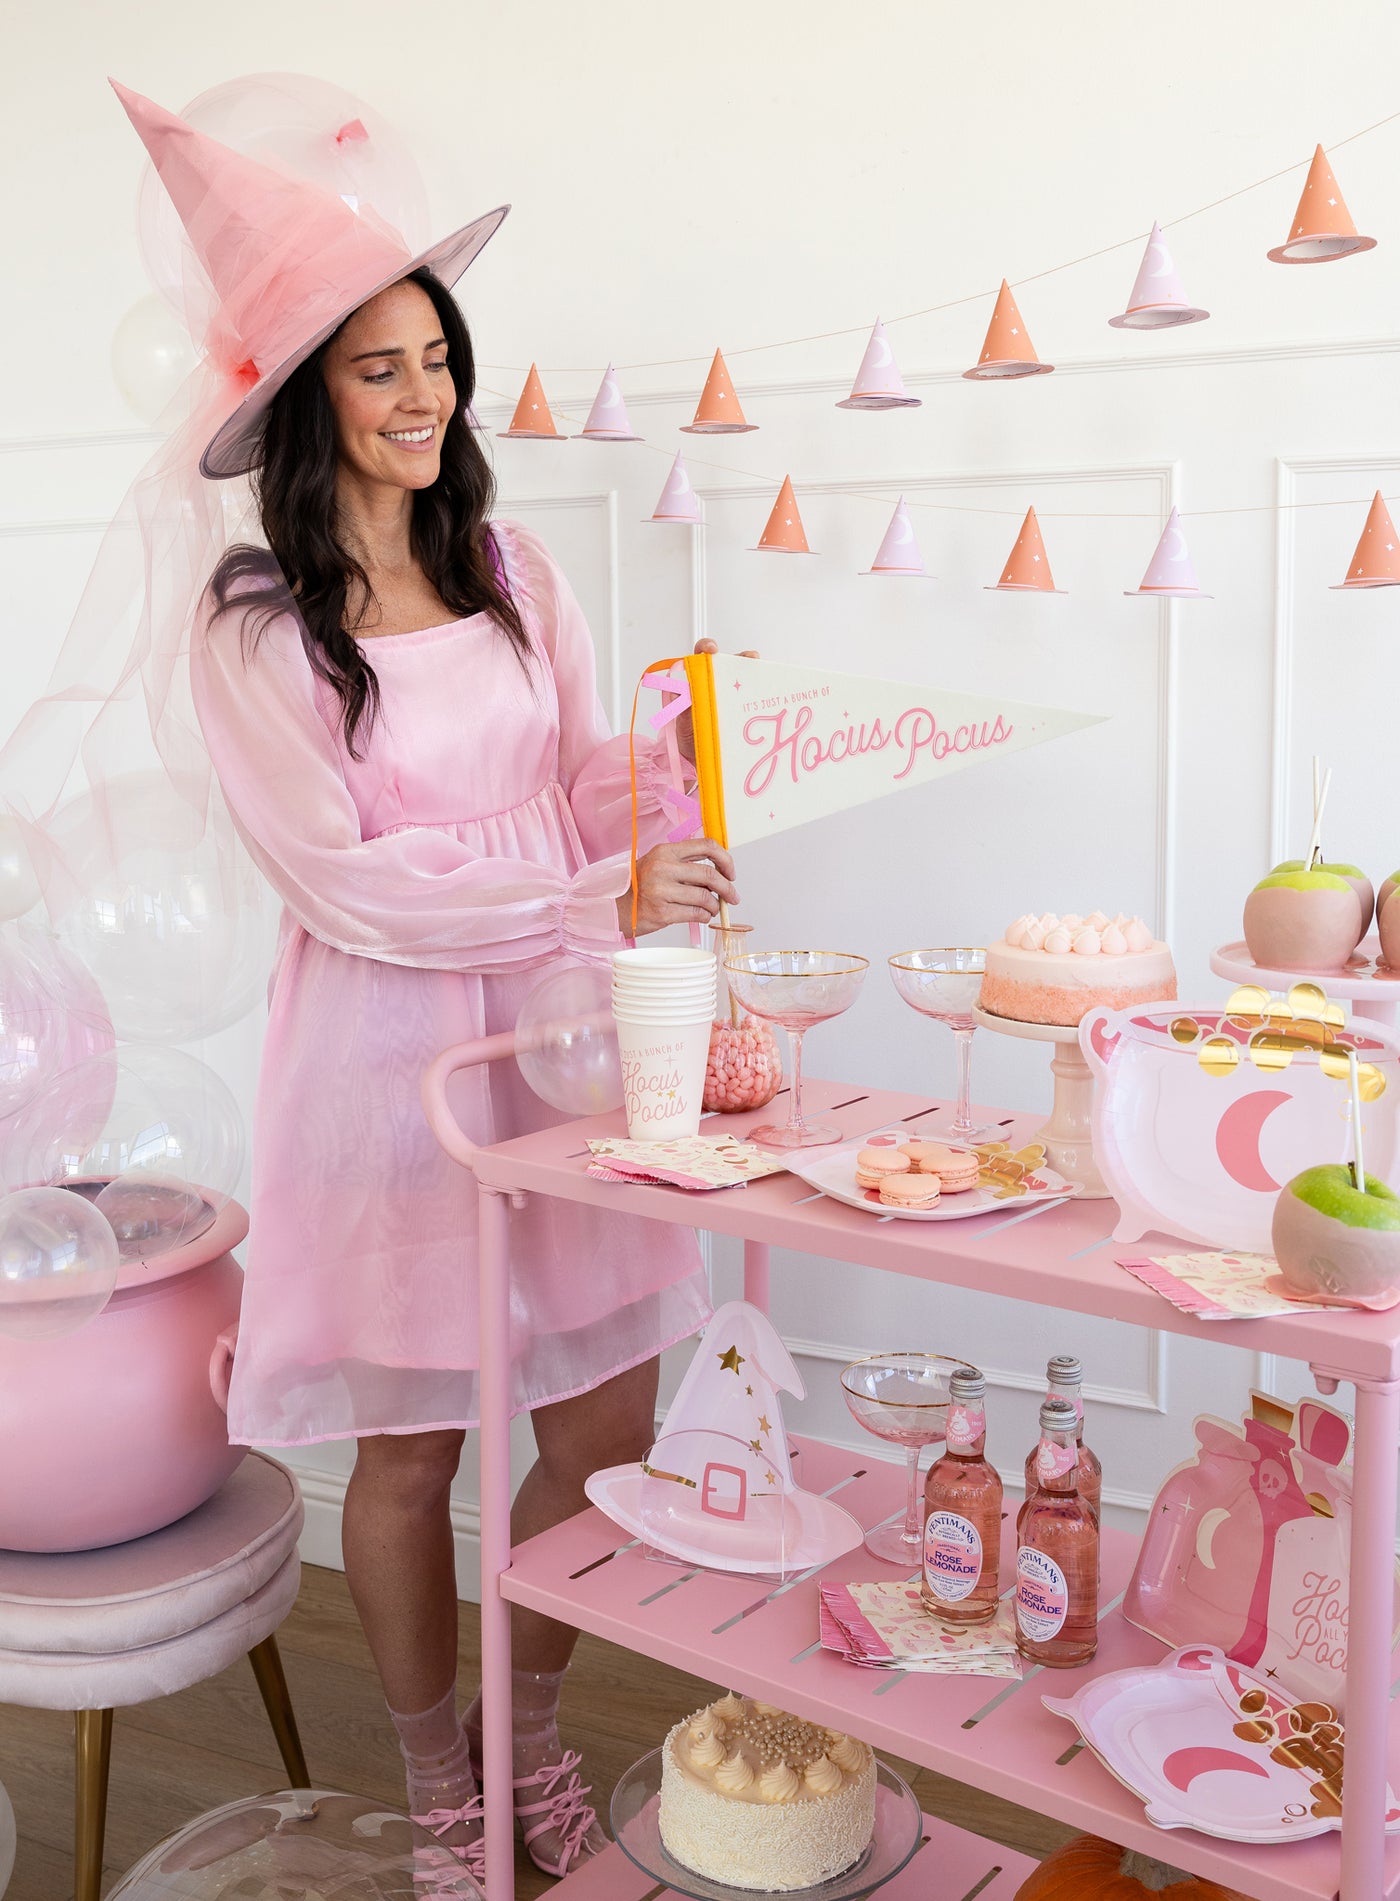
[{"left": 981, "top": 912, "right": 1176, "bottom": 1027}]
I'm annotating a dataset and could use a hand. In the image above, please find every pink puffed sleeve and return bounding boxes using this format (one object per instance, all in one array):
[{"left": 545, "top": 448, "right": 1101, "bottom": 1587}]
[
  {"left": 497, "top": 522, "right": 693, "bottom": 863},
  {"left": 189, "top": 594, "right": 626, "bottom": 972}
]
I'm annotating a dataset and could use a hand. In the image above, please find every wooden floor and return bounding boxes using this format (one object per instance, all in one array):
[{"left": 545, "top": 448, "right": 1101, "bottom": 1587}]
[{"left": 0, "top": 1563, "right": 1073, "bottom": 1899}]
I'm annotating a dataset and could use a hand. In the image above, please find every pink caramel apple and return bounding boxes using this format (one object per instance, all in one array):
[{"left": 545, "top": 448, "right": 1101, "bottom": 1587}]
[
  {"left": 1378, "top": 871, "right": 1400, "bottom": 936},
  {"left": 1243, "top": 870, "right": 1362, "bottom": 972},
  {"left": 1379, "top": 887, "right": 1400, "bottom": 972},
  {"left": 1272, "top": 1164, "right": 1400, "bottom": 1303},
  {"left": 1273, "top": 858, "right": 1374, "bottom": 943}
]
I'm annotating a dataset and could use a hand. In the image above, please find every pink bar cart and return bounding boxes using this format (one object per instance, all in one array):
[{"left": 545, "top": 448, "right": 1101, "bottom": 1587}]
[{"left": 423, "top": 1039, "right": 1400, "bottom": 1901}]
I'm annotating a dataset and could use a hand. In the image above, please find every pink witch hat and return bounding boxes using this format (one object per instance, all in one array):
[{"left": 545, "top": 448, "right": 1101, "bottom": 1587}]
[
  {"left": 861, "top": 496, "right": 934, "bottom": 577},
  {"left": 645, "top": 451, "right": 702, "bottom": 524},
  {"left": 836, "top": 318, "right": 922, "bottom": 410},
  {"left": 986, "top": 506, "right": 1065, "bottom": 593},
  {"left": 1330, "top": 492, "right": 1400, "bottom": 588},
  {"left": 585, "top": 1302, "right": 863, "bottom": 1573},
  {"left": 575, "top": 362, "right": 643, "bottom": 441},
  {"left": 1109, "top": 224, "right": 1209, "bottom": 329},
  {"left": 1125, "top": 508, "right": 1212, "bottom": 597},
  {"left": 111, "top": 81, "right": 508, "bottom": 480}
]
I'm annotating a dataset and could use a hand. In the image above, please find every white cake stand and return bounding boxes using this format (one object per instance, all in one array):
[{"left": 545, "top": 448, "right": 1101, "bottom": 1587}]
[
  {"left": 973, "top": 1006, "right": 1111, "bottom": 1199},
  {"left": 1211, "top": 937, "right": 1400, "bottom": 1028}
]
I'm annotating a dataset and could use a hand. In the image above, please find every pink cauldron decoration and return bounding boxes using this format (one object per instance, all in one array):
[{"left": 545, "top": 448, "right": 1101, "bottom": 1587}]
[{"left": 0, "top": 1196, "right": 246, "bottom": 1551}]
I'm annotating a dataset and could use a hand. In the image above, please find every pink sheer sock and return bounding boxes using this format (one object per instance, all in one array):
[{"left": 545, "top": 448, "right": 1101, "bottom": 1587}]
[
  {"left": 388, "top": 1685, "right": 483, "bottom": 1868},
  {"left": 464, "top": 1668, "right": 606, "bottom": 1877}
]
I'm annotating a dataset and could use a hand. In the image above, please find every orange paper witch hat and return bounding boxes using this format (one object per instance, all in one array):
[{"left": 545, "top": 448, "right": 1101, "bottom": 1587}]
[
  {"left": 497, "top": 363, "right": 563, "bottom": 439},
  {"left": 986, "top": 506, "right": 1065, "bottom": 592},
  {"left": 964, "top": 281, "right": 1053, "bottom": 380},
  {"left": 1330, "top": 492, "right": 1400, "bottom": 588},
  {"left": 681, "top": 348, "right": 758, "bottom": 434},
  {"left": 1269, "top": 146, "right": 1376, "bottom": 264},
  {"left": 752, "top": 476, "right": 812, "bottom": 553}
]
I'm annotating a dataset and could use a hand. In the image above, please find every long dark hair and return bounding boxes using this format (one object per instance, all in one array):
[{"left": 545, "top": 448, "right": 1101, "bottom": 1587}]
[{"left": 209, "top": 268, "right": 529, "bottom": 757}]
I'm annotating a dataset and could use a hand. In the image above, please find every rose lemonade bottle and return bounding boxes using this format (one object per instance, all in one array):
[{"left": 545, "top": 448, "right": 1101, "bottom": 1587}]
[
  {"left": 1021, "top": 1355, "right": 1101, "bottom": 1525},
  {"left": 1016, "top": 1396, "right": 1099, "bottom": 1667},
  {"left": 921, "top": 1367, "right": 1003, "bottom": 1625}
]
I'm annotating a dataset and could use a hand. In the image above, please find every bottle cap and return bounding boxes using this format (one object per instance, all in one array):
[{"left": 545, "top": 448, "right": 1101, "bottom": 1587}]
[
  {"left": 1047, "top": 1354, "right": 1083, "bottom": 1387},
  {"left": 1039, "top": 1395, "right": 1080, "bottom": 1433},
  {"left": 949, "top": 1365, "right": 985, "bottom": 1402}
]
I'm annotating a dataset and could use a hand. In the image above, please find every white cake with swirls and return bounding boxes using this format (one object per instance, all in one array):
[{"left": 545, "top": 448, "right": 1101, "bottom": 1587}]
[
  {"left": 981, "top": 911, "right": 1176, "bottom": 1027},
  {"left": 658, "top": 1692, "right": 876, "bottom": 1891}
]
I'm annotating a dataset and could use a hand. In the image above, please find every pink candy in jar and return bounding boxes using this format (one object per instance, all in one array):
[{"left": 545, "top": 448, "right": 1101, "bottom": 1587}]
[{"left": 703, "top": 1019, "right": 783, "bottom": 1113}]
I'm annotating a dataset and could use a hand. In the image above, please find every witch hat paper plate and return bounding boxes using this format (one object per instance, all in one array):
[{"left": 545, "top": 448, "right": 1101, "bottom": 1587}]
[
  {"left": 645, "top": 451, "right": 702, "bottom": 524},
  {"left": 681, "top": 348, "right": 758, "bottom": 434},
  {"left": 1331, "top": 491, "right": 1400, "bottom": 588},
  {"left": 584, "top": 1301, "right": 864, "bottom": 1574},
  {"left": 964, "top": 281, "right": 1052, "bottom": 380},
  {"left": 862, "top": 496, "right": 934, "bottom": 577},
  {"left": 753, "top": 476, "right": 813, "bottom": 553},
  {"left": 836, "top": 318, "right": 921, "bottom": 410},
  {"left": 986, "top": 506, "right": 1065, "bottom": 592},
  {"left": 498, "top": 363, "right": 563, "bottom": 439},
  {"left": 1125, "top": 508, "right": 1211, "bottom": 597},
  {"left": 575, "top": 362, "right": 642, "bottom": 440},
  {"left": 1269, "top": 145, "right": 1376, "bottom": 264},
  {"left": 1109, "top": 223, "right": 1209, "bottom": 329}
]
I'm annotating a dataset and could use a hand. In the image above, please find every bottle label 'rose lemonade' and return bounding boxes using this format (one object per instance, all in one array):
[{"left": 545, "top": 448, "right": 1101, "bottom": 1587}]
[
  {"left": 921, "top": 1366, "right": 1003, "bottom": 1625},
  {"left": 1016, "top": 1396, "right": 1099, "bottom": 1666}
]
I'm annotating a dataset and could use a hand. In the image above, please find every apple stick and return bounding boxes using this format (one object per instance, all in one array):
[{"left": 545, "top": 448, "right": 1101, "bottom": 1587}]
[
  {"left": 1350, "top": 1047, "right": 1365, "bottom": 1191},
  {"left": 1311, "top": 756, "right": 1323, "bottom": 867},
  {"left": 1303, "top": 766, "right": 1332, "bottom": 877}
]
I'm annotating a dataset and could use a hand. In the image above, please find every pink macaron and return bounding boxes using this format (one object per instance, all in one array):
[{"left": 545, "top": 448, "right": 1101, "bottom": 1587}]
[
  {"left": 878, "top": 1173, "right": 941, "bottom": 1211},
  {"left": 914, "top": 1144, "right": 980, "bottom": 1193},
  {"left": 855, "top": 1147, "right": 912, "bottom": 1191}
]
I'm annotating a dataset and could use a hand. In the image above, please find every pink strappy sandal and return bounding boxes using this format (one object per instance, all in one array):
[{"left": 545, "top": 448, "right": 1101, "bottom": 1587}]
[
  {"left": 411, "top": 1795, "right": 487, "bottom": 1891},
  {"left": 510, "top": 1750, "right": 600, "bottom": 1878}
]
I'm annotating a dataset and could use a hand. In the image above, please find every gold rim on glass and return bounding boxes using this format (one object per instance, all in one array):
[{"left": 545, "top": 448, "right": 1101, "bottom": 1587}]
[
  {"left": 839, "top": 1350, "right": 965, "bottom": 1404},
  {"left": 724, "top": 950, "right": 870, "bottom": 973},
  {"left": 888, "top": 948, "right": 987, "bottom": 972}
]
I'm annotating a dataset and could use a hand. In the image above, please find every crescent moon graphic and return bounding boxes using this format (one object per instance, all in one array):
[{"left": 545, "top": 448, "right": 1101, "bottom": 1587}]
[
  {"left": 1162, "top": 521, "right": 1190, "bottom": 564},
  {"left": 1215, "top": 1090, "right": 1290, "bottom": 1192},
  {"left": 1147, "top": 239, "right": 1176, "bottom": 280},
  {"left": 672, "top": 466, "right": 692, "bottom": 495},
  {"left": 1162, "top": 1747, "right": 1272, "bottom": 1794},
  {"left": 867, "top": 336, "right": 894, "bottom": 370},
  {"left": 889, "top": 511, "right": 915, "bottom": 547},
  {"left": 1195, "top": 1506, "right": 1231, "bottom": 1569}
]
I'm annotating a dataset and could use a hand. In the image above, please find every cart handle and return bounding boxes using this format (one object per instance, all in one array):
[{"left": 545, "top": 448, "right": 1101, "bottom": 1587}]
[{"left": 421, "top": 1032, "right": 521, "bottom": 1174}]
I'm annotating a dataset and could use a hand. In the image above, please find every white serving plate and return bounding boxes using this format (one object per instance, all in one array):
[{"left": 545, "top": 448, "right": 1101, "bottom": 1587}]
[{"left": 787, "top": 1128, "right": 1079, "bottom": 1222}]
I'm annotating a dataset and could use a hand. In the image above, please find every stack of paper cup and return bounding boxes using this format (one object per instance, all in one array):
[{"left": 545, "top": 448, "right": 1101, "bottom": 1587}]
[{"left": 612, "top": 949, "right": 717, "bottom": 1139}]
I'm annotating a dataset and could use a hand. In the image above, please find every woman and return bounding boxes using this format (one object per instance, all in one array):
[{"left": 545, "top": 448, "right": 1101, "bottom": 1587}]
[{"left": 190, "top": 262, "right": 738, "bottom": 1883}]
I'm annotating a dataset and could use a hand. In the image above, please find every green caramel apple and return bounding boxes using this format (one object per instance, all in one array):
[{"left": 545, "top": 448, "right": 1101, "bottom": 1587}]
[
  {"left": 1273, "top": 1166, "right": 1400, "bottom": 1303},
  {"left": 1273, "top": 859, "right": 1374, "bottom": 941}
]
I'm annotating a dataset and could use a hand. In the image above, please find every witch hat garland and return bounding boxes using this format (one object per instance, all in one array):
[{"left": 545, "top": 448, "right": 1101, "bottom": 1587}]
[
  {"left": 681, "top": 348, "right": 758, "bottom": 434},
  {"left": 575, "top": 362, "right": 643, "bottom": 440},
  {"left": 964, "top": 280, "right": 1052, "bottom": 380},
  {"left": 753, "top": 476, "right": 812, "bottom": 553},
  {"left": 862, "top": 496, "right": 934, "bottom": 576},
  {"left": 986, "top": 506, "right": 1065, "bottom": 592},
  {"left": 498, "top": 363, "right": 563, "bottom": 439},
  {"left": 1125, "top": 508, "right": 1212, "bottom": 597},
  {"left": 1331, "top": 491, "right": 1400, "bottom": 589},
  {"left": 1109, "top": 223, "right": 1209, "bottom": 329},
  {"left": 836, "top": 318, "right": 922, "bottom": 410},
  {"left": 584, "top": 1301, "right": 864, "bottom": 1574},
  {"left": 1269, "top": 145, "right": 1376, "bottom": 264},
  {"left": 645, "top": 451, "right": 702, "bottom": 524}
]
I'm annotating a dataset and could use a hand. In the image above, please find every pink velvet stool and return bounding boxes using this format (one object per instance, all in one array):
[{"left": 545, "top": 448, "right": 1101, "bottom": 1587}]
[{"left": 0, "top": 1451, "right": 308, "bottom": 1901}]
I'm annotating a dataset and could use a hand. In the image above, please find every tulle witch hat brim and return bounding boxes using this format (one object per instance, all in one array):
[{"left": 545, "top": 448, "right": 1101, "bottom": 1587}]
[{"left": 111, "top": 80, "right": 509, "bottom": 481}]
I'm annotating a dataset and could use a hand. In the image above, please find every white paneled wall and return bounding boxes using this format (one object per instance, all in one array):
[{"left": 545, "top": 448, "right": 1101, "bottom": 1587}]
[{"left": 6, "top": 0, "right": 1400, "bottom": 1590}]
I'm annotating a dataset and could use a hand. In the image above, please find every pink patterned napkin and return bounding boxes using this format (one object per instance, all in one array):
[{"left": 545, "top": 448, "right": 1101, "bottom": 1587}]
[
  {"left": 819, "top": 1580, "right": 1020, "bottom": 1678},
  {"left": 1117, "top": 1250, "right": 1400, "bottom": 1318},
  {"left": 585, "top": 1134, "right": 788, "bottom": 1191}
]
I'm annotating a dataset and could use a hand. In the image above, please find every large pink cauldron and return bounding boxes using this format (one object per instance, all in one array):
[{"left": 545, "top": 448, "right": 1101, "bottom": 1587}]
[{"left": 0, "top": 1197, "right": 247, "bottom": 1552}]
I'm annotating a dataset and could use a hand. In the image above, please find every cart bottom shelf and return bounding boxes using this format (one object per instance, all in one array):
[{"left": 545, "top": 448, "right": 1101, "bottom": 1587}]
[{"left": 548, "top": 1809, "right": 1037, "bottom": 1898}]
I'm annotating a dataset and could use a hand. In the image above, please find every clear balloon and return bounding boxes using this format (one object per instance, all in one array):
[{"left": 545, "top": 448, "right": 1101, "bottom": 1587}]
[
  {"left": 94, "top": 1174, "right": 212, "bottom": 1263},
  {"left": 0, "top": 1186, "right": 120, "bottom": 1341},
  {"left": 0, "top": 929, "right": 64, "bottom": 1122},
  {"left": 5, "top": 1046, "right": 244, "bottom": 1252},
  {"left": 16, "top": 920, "right": 114, "bottom": 1077},
  {"left": 515, "top": 961, "right": 623, "bottom": 1115},
  {"left": 0, "top": 816, "right": 40, "bottom": 923},
  {"left": 110, "top": 295, "right": 199, "bottom": 426},
  {"left": 108, "top": 1789, "right": 482, "bottom": 1898},
  {"left": 48, "top": 772, "right": 269, "bottom": 1044}
]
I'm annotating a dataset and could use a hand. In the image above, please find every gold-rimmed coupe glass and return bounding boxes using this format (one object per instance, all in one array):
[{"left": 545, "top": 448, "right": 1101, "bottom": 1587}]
[
  {"left": 722, "top": 951, "right": 868, "bottom": 1148},
  {"left": 840, "top": 1352, "right": 962, "bottom": 1563},
  {"left": 888, "top": 948, "right": 988, "bottom": 1141}
]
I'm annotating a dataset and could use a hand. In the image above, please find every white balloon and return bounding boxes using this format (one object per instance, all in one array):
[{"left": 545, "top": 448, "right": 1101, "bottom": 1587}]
[{"left": 110, "top": 296, "right": 198, "bottom": 426}]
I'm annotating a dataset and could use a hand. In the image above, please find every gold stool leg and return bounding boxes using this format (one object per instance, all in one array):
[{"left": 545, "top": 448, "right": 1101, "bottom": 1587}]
[
  {"left": 74, "top": 1708, "right": 112, "bottom": 1901},
  {"left": 248, "top": 1633, "right": 309, "bottom": 1786}
]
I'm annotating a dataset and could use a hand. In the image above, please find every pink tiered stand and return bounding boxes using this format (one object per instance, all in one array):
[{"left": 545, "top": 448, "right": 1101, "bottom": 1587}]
[{"left": 423, "top": 1042, "right": 1400, "bottom": 1901}]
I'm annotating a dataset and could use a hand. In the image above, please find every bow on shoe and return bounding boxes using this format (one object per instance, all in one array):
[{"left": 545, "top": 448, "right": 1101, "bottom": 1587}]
[{"left": 515, "top": 1750, "right": 599, "bottom": 1876}]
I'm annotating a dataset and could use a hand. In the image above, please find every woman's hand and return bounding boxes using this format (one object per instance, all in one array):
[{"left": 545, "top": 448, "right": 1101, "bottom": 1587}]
[
  {"left": 676, "top": 638, "right": 759, "bottom": 764},
  {"left": 621, "top": 837, "right": 739, "bottom": 936}
]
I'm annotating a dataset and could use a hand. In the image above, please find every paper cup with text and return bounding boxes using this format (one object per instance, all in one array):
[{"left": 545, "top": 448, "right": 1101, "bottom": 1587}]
[{"left": 612, "top": 1009, "right": 713, "bottom": 1139}]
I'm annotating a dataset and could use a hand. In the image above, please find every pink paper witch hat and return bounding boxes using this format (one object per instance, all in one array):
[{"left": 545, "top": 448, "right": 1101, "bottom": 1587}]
[
  {"left": 964, "top": 280, "right": 1052, "bottom": 380},
  {"left": 1269, "top": 146, "right": 1376, "bottom": 264},
  {"left": 986, "top": 506, "right": 1065, "bottom": 592},
  {"left": 584, "top": 1301, "right": 863, "bottom": 1573},
  {"left": 575, "top": 362, "right": 643, "bottom": 441},
  {"left": 861, "top": 496, "right": 934, "bottom": 577},
  {"left": 645, "top": 451, "right": 702, "bottom": 524},
  {"left": 681, "top": 348, "right": 757, "bottom": 434},
  {"left": 836, "top": 318, "right": 922, "bottom": 410},
  {"left": 498, "top": 363, "right": 563, "bottom": 439},
  {"left": 752, "top": 476, "right": 812, "bottom": 553},
  {"left": 1331, "top": 491, "right": 1400, "bottom": 588},
  {"left": 111, "top": 81, "right": 508, "bottom": 480},
  {"left": 1125, "top": 508, "right": 1212, "bottom": 597},
  {"left": 465, "top": 403, "right": 486, "bottom": 431},
  {"left": 1109, "top": 224, "right": 1209, "bottom": 329}
]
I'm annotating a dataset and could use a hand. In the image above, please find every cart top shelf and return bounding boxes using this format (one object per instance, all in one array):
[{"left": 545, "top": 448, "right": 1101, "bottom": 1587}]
[{"left": 470, "top": 1078, "right": 1400, "bottom": 1385}]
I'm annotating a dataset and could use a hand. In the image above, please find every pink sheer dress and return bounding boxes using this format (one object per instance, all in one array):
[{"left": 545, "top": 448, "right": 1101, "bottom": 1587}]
[{"left": 190, "top": 519, "right": 709, "bottom": 1446}]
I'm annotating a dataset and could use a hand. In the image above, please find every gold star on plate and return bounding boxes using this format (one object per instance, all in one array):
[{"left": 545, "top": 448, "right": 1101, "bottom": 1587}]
[
  {"left": 765, "top": 1470, "right": 777, "bottom": 1486},
  {"left": 745, "top": 1384, "right": 754, "bottom": 1395},
  {"left": 748, "top": 1438, "right": 764, "bottom": 1455},
  {"left": 758, "top": 1414, "right": 772, "bottom": 1436},
  {"left": 719, "top": 1346, "right": 745, "bottom": 1375}
]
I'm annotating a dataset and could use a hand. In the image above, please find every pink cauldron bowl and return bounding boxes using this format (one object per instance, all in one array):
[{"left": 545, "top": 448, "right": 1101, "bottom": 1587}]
[{"left": 0, "top": 1195, "right": 247, "bottom": 1552}]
